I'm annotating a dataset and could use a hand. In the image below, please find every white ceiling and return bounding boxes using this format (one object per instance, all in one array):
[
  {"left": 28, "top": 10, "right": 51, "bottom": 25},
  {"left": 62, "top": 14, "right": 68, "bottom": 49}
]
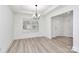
[{"left": 9, "top": 5, "right": 58, "bottom": 15}]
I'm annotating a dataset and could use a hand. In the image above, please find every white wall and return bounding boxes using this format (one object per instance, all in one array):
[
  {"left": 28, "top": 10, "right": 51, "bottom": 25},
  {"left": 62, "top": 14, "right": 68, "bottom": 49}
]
[
  {"left": 63, "top": 12, "right": 73, "bottom": 37},
  {"left": 14, "top": 13, "right": 47, "bottom": 39},
  {"left": 72, "top": 6, "right": 79, "bottom": 52},
  {"left": 51, "top": 11, "right": 73, "bottom": 37},
  {"left": 51, "top": 15, "right": 64, "bottom": 37},
  {"left": 0, "top": 6, "right": 14, "bottom": 52},
  {"left": 45, "top": 5, "right": 75, "bottom": 38},
  {"left": 43, "top": 16, "right": 51, "bottom": 39}
]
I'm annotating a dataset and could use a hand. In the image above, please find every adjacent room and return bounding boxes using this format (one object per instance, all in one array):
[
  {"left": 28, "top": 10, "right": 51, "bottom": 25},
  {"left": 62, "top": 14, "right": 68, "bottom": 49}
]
[{"left": 0, "top": 5, "right": 79, "bottom": 53}]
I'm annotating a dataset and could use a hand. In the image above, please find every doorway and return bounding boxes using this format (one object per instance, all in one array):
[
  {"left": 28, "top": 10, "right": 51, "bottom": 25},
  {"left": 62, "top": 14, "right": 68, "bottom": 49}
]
[{"left": 51, "top": 11, "right": 73, "bottom": 51}]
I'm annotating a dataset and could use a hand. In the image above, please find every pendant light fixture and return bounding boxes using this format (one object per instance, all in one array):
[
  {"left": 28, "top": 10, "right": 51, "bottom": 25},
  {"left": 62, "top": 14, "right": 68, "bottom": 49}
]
[{"left": 33, "top": 5, "right": 40, "bottom": 20}]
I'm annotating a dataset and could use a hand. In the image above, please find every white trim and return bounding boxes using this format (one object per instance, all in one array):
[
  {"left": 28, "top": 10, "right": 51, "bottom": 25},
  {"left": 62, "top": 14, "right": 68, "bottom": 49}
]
[
  {"left": 5, "top": 40, "right": 14, "bottom": 53},
  {"left": 72, "top": 47, "right": 79, "bottom": 53}
]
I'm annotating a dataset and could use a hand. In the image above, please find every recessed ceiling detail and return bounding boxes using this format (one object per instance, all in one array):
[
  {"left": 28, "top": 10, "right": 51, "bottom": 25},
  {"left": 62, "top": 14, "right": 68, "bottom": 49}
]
[{"left": 9, "top": 5, "right": 58, "bottom": 15}]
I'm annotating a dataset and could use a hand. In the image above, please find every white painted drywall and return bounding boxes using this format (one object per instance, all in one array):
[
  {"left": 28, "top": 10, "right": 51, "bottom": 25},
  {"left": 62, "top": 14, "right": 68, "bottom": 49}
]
[
  {"left": 45, "top": 5, "right": 75, "bottom": 38},
  {"left": 51, "top": 12, "right": 73, "bottom": 37},
  {"left": 45, "top": 16, "right": 51, "bottom": 39},
  {"left": 63, "top": 12, "right": 73, "bottom": 37},
  {"left": 51, "top": 15, "right": 64, "bottom": 37},
  {"left": 14, "top": 13, "right": 47, "bottom": 39},
  {"left": 72, "top": 6, "right": 79, "bottom": 52},
  {"left": 0, "top": 6, "right": 14, "bottom": 52}
]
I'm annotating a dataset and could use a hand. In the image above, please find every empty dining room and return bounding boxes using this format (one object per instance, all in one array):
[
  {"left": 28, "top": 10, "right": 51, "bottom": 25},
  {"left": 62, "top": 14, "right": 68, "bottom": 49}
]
[{"left": 0, "top": 5, "right": 79, "bottom": 53}]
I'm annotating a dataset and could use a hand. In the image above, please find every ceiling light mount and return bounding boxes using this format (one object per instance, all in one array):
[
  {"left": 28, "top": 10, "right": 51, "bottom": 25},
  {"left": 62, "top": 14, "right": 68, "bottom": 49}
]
[{"left": 35, "top": 5, "right": 37, "bottom": 7}]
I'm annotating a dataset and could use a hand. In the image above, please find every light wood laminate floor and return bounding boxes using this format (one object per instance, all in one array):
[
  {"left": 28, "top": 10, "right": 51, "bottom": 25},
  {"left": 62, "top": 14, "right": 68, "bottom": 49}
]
[{"left": 7, "top": 36, "right": 74, "bottom": 53}]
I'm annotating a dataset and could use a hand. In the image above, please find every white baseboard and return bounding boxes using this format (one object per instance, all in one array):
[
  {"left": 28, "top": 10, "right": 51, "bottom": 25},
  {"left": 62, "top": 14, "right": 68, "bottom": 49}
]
[
  {"left": 72, "top": 47, "right": 79, "bottom": 53},
  {"left": 6, "top": 40, "right": 14, "bottom": 53}
]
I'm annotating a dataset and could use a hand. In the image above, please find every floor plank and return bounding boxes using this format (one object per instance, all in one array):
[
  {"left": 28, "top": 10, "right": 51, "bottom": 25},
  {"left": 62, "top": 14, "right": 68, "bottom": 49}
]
[{"left": 7, "top": 36, "right": 75, "bottom": 53}]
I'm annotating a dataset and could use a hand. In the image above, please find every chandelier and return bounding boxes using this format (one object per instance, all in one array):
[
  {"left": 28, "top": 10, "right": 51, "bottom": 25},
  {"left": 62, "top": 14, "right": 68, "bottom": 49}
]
[{"left": 32, "top": 5, "right": 40, "bottom": 20}]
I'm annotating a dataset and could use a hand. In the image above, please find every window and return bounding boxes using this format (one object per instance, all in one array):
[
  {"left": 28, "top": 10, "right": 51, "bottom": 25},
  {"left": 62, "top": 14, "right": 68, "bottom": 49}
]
[{"left": 23, "top": 18, "right": 39, "bottom": 32}]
